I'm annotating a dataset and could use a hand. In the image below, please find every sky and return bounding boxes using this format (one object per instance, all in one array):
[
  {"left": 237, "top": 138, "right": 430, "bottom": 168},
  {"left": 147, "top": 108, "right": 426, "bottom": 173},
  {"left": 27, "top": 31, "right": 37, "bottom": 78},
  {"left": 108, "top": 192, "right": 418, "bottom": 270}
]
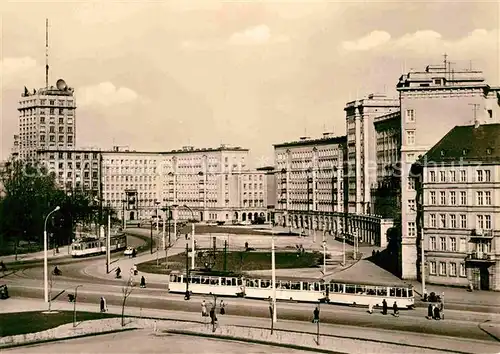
[{"left": 1, "top": 0, "right": 499, "bottom": 167}]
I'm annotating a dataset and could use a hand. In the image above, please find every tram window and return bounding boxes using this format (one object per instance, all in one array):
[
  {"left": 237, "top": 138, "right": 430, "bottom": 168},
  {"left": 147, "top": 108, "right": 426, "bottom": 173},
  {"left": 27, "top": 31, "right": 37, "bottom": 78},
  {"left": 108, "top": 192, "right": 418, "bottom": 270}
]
[
  {"left": 320, "top": 284, "right": 325, "bottom": 291},
  {"left": 345, "top": 285, "right": 356, "bottom": 294},
  {"left": 211, "top": 278, "right": 218, "bottom": 285},
  {"left": 390, "top": 288, "right": 396, "bottom": 297},
  {"left": 182, "top": 276, "right": 187, "bottom": 283},
  {"left": 283, "top": 282, "right": 291, "bottom": 289},
  {"left": 377, "top": 287, "right": 387, "bottom": 296},
  {"left": 221, "top": 278, "right": 226, "bottom": 285},
  {"left": 408, "top": 289, "right": 413, "bottom": 297},
  {"left": 332, "top": 283, "right": 342, "bottom": 293},
  {"left": 245, "top": 280, "right": 253, "bottom": 287},
  {"left": 402, "top": 288, "right": 407, "bottom": 297},
  {"left": 202, "top": 277, "right": 209, "bottom": 284},
  {"left": 291, "top": 282, "right": 300, "bottom": 290},
  {"left": 192, "top": 277, "right": 200, "bottom": 284},
  {"left": 232, "top": 278, "right": 236, "bottom": 286},
  {"left": 302, "top": 282, "right": 308, "bottom": 291},
  {"left": 396, "top": 288, "right": 402, "bottom": 297},
  {"left": 356, "top": 285, "right": 366, "bottom": 294},
  {"left": 314, "top": 283, "right": 320, "bottom": 291},
  {"left": 366, "top": 286, "right": 376, "bottom": 295},
  {"left": 264, "top": 281, "right": 270, "bottom": 288},
  {"left": 169, "top": 275, "right": 177, "bottom": 282}
]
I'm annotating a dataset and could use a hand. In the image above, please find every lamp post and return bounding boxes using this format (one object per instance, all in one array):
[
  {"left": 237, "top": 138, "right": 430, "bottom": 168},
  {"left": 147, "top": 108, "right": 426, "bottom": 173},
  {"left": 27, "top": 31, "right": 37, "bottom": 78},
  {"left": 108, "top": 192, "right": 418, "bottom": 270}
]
[
  {"left": 421, "top": 231, "right": 426, "bottom": 297},
  {"left": 184, "top": 205, "right": 196, "bottom": 269},
  {"left": 172, "top": 204, "right": 178, "bottom": 241},
  {"left": 271, "top": 229, "right": 277, "bottom": 324},
  {"left": 122, "top": 199, "right": 127, "bottom": 230},
  {"left": 44, "top": 206, "right": 60, "bottom": 303},
  {"left": 106, "top": 202, "right": 111, "bottom": 274},
  {"left": 322, "top": 231, "right": 327, "bottom": 276},
  {"left": 73, "top": 285, "right": 83, "bottom": 327}
]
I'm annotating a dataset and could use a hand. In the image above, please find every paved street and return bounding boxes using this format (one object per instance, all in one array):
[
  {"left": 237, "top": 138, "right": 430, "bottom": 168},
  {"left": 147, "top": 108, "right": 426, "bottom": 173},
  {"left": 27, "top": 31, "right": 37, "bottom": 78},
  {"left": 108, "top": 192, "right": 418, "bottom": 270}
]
[{"left": 3, "top": 329, "right": 310, "bottom": 354}]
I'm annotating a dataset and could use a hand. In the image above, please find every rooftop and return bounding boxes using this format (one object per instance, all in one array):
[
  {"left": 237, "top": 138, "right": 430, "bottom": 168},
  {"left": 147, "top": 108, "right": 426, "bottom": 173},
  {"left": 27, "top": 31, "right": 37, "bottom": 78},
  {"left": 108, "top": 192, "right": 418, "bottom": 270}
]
[
  {"left": 421, "top": 123, "right": 500, "bottom": 165},
  {"left": 273, "top": 133, "right": 346, "bottom": 149}
]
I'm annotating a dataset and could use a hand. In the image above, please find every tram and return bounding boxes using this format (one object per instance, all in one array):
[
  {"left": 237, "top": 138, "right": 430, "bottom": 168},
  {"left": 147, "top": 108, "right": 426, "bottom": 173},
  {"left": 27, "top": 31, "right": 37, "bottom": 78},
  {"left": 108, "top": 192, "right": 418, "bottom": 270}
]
[
  {"left": 167, "top": 273, "right": 415, "bottom": 309},
  {"left": 70, "top": 233, "right": 127, "bottom": 257}
]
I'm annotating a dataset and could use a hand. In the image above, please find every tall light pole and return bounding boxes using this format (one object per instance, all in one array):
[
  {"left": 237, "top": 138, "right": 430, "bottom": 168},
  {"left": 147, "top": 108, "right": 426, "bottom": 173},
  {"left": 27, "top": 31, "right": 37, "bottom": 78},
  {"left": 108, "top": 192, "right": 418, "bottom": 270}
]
[
  {"left": 341, "top": 227, "right": 345, "bottom": 266},
  {"left": 122, "top": 199, "right": 127, "bottom": 230},
  {"left": 173, "top": 204, "right": 178, "bottom": 241},
  {"left": 106, "top": 203, "right": 111, "bottom": 274},
  {"left": 155, "top": 200, "right": 160, "bottom": 234},
  {"left": 421, "top": 231, "right": 426, "bottom": 297},
  {"left": 44, "top": 206, "right": 60, "bottom": 303},
  {"left": 73, "top": 285, "right": 83, "bottom": 327},
  {"left": 322, "top": 230, "right": 326, "bottom": 275},
  {"left": 271, "top": 230, "right": 277, "bottom": 323},
  {"left": 162, "top": 205, "right": 166, "bottom": 256},
  {"left": 184, "top": 205, "right": 195, "bottom": 269}
]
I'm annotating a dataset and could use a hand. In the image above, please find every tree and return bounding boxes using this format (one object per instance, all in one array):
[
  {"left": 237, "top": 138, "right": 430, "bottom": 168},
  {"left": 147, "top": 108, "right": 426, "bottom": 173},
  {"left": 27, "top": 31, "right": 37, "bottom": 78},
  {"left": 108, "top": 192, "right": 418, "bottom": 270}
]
[{"left": 121, "top": 274, "right": 135, "bottom": 326}]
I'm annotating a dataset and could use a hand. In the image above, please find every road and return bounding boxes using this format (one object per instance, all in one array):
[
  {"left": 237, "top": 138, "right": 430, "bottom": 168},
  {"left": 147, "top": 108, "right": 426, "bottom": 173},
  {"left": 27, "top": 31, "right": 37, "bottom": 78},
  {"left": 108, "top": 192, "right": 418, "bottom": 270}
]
[
  {"left": 3, "top": 329, "right": 310, "bottom": 354},
  {"left": 2, "top": 232, "right": 500, "bottom": 350}
]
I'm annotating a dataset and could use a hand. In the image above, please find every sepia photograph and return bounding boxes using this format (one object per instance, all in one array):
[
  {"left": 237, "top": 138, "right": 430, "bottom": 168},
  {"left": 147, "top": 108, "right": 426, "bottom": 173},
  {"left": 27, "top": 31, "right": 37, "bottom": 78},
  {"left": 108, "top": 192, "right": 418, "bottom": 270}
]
[{"left": 0, "top": 1, "right": 499, "bottom": 353}]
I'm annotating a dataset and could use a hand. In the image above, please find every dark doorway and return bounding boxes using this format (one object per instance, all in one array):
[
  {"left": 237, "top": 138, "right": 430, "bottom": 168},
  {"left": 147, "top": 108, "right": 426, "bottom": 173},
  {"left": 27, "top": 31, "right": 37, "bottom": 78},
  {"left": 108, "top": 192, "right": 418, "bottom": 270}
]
[
  {"left": 130, "top": 211, "right": 135, "bottom": 221},
  {"left": 200, "top": 211, "right": 204, "bottom": 222},
  {"left": 480, "top": 267, "right": 490, "bottom": 290}
]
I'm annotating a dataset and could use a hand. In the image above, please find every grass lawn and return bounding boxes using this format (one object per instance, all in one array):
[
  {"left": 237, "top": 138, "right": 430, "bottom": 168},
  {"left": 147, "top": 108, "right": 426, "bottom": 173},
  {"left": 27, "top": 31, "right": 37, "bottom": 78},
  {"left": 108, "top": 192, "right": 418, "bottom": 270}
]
[
  {"left": 0, "top": 311, "right": 119, "bottom": 337},
  {"left": 137, "top": 251, "right": 322, "bottom": 275}
]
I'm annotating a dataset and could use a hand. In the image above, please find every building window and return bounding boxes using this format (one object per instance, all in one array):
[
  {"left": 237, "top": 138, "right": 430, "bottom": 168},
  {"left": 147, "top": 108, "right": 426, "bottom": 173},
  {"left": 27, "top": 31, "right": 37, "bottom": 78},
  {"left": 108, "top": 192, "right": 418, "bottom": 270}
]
[
  {"left": 476, "top": 170, "right": 483, "bottom": 182},
  {"left": 450, "top": 237, "right": 457, "bottom": 252},
  {"left": 408, "top": 178, "right": 416, "bottom": 190},
  {"left": 408, "top": 222, "right": 416, "bottom": 237},
  {"left": 439, "top": 171, "right": 446, "bottom": 182},
  {"left": 40, "top": 117, "right": 45, "bottom": 124},
  {"left": 450, "top": 263, "right": 457, "bottom": 277},
  {"left": 440, "top": 237, "right": 446, "bottom": 251},
  {"left": 485, "top": 170, "right": 491, "bottom": 182},
  {"left": 59, "top": 117, "right": 64, "bottom": 124},
  {"left": 460, "top": 214, "right": 467, "bottom": 229},
  {"left": 406, "top": 109, "right": 415, "bottom": 122},
  {"left": 460, "top": 170, "right": 466, "bottom": 182},
  {"left": 429, "top": 236, "right": 436, "bottom": 250},
  {"left": 459, "top": 263, "right": 466, "bottom": 277},
  {"left": 485, "top": 215, "right": 491, "bottom": 229},
  {"left": 408, "top": 199, "right": 416, "bottom": 212},
  {"left": 440, "top": 191, "right": 446, "bottom": 205},
  {"left": 476, "top": 191, "right": 484, "bottom": 205},
  {"left": 477, "top": 215, "right": 484, "bottom": 229},
  {"left": 449, "top": 171, "right": 456, "bottom": 182},
  {"left": 440, "top": 214, "right": 446, "bottom": 228},
  {"left": 430, "top": 191, "right": 436, "bottom": 205},
  {"left": 430, "top": 261, "right": 437, "bottom": 275},
  {"left": 450, "top": 214, "right": 457, "bottom": 228},
  {"left": 450, "top": 191, "right": 456, "bottom": 205},
  {"left": 430, "top": 214, "right": 436, "bottom": 227},
  {"left": 429, "top": 171, "right": 436, "bottom": 182},
  {"left": 485, "top": 191, "right": 491, "bottom": 205},
  {"left": 460, "top": 191, "right": 467, "bottom": 205},
  {"left": 438, "top": 262, "right": 446, "bottom": 276},
  {"left": 406, "top": 130, "right": 415, "bottom": 145}
]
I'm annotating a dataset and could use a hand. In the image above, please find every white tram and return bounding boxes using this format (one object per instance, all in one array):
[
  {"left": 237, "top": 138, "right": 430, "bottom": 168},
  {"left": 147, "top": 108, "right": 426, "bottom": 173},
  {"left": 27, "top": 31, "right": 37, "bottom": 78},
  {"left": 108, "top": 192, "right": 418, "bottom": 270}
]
[
  {"left": 70, "top": 234, "right": 127, "bottom": 257},
  {"left": 168, "top": 273, "right": 415, "bottom": 309}
]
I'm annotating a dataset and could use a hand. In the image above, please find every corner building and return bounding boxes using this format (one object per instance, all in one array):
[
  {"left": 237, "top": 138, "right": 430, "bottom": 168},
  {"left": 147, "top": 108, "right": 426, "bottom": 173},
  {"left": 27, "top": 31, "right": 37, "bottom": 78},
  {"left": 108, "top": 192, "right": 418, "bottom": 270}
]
[{"left": 418, "top": 124, "right": 500, "bottom": 290}]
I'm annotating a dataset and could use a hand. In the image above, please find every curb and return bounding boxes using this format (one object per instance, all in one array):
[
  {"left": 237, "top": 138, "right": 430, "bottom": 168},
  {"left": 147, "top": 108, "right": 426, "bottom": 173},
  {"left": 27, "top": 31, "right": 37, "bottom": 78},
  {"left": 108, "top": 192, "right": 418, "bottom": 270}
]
[
  {"left": 0, "top": 327, "right": 138, "bottom": 350},
  {"left": 164, "top": 329, "right": 342, "bottom": 354}
]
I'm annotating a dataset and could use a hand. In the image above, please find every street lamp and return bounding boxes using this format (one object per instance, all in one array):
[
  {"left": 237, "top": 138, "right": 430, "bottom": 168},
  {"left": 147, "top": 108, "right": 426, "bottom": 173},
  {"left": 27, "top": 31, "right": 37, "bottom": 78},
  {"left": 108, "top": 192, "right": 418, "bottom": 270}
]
[
  {"left": 271, "top": 229, "right": 277, "bottom": 324},
  {"left": 184, "top": 205, "right": 196, "bottom": 269},
  {"left": 73, "top": 285, "right": 83, "bottom": 327},
  {"left": 44, "top": 205, "right": 60, "bottom": 303},
  {"left": 106, "top": 202, "right": 111, "bottom": 274},
  {"left": 121, "top": 199, "right": 127, "bottom": 230}
]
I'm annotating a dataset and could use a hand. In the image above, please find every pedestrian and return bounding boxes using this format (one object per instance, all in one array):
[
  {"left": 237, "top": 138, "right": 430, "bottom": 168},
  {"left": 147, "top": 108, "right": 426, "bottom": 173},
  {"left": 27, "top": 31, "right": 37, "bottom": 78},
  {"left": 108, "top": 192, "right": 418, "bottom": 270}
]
[
  {"left": 210, "top": 306, "right": 217, "bottom": 326},
  {"left": 140, "top": 276, "right": 146, "bottom": 288},
  {"left": 439, "top": 301, "right": 444, "bottom": 320},
  {"left": 132, "top": 248, "right": 137, "bottom": 258},
  {"left": 427, "top": 303, "right": 433, "bottom": 319},
  {"left": 382, "top": 299, "right": 388, "bottom": 315},
  {"left": 133, "top": 264, "right": 138, "bottom": 275},
  {"left": 100, "top": 297, "right": 105, "bottom": 312},
  {"left": 368, "top": 301, "right": 373, "bottom": 314},
  {"left": 201, "top": 300, "right": 208, "bottom": 317},
  {"left": 103, "top": 297, "right": 107, "bottom": 312},
  {"left": 312, "top": 306, "right": 320, "bottom": 323},
  {"left": 433, "top": 305, "right": 441, "bottom": 320},
  {"left": 220, "top": 300, "right": 225, "bottom": 315},
  {"left": 393, "top": 301, "right": 399, "bottom": 317}
]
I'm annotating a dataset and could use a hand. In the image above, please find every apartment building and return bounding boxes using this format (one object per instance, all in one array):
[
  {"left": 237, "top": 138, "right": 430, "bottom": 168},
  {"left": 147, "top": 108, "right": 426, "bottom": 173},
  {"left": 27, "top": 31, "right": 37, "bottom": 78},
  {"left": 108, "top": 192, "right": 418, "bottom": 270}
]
[
  {"left": 344, "top": 94, "right": 399, "bottom": 215},
  {"left": 16, "top": 79, "right": 76, "bottom": 163},
  {"left": 419, "top": 123, "right": 500, "bottom": 290},
  {"left": 398, "top": 61, "right": 500, "bottom": 280}
]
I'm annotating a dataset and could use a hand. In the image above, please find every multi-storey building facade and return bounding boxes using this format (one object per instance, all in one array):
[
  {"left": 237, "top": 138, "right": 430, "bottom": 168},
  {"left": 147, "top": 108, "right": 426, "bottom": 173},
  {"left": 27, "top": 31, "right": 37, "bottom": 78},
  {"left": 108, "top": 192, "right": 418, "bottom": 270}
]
[
  {"left": 100, "top": 145, "right": 269, "bottom": 223},
  {"left": 418, "top": 123, "right": 500, "bottom": 290},
  {"left": 257, "top": 166, "right": 276, "bottom": 223},
  {"left": 344, "top": 94, "right": 399, "bottom": 215},
  {"left": 398, "top": 62, "right": 500, "bottom": 279},
  {"left": 37, "top": 148, "right": 101, "bottom": 198},
  {"left": 17, "top": 80, "right": 76, "bottom": 163}
]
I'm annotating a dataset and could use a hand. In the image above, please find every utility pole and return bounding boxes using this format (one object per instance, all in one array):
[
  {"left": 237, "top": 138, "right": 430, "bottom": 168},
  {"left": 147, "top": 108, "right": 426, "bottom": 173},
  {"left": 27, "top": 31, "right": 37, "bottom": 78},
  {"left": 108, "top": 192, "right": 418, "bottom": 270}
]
[
  {"left": 150, "top": 221, "right": 153, "bottom": 254},
  {"left": 341, "top": 226, "right": 345, "bottom": 266},
  {"left": 322, "top": 231, "right": 326, "bottom": 275},
  {"left": 271, "top": 232, "right": 277, "bottom": 324},
  {"left": 106, "top": 208, "right": 111, "bottom": 274},
  {"left": 421, "top": 229, "right": 426, "bottom": 297},
  {"left": 185, "top": 243, "right": 190, "bottom": 300},
  {"left": 224, "top": 240, "right": 227, "bottom": 272},
  {"left": 73, "top": 285, "right": 82, "bottom": 327}
]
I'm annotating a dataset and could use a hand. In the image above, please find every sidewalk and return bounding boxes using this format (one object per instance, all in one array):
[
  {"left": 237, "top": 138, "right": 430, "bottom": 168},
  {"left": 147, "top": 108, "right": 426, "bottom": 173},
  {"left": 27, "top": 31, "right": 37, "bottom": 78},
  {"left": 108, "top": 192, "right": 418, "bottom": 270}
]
[
  {"left": 1, "top": 297, "right": 499, "bottom": 354},
  {"left": 1, "top": 246, "right": 71, "bottom": 264}
]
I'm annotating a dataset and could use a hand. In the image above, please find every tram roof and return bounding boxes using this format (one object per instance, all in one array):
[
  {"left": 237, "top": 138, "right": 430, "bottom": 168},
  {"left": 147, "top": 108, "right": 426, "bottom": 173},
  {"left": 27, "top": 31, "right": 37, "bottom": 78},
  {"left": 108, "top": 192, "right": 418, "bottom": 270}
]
[{"left": 72, "top": 237, "right": 101, "bottom": 244}]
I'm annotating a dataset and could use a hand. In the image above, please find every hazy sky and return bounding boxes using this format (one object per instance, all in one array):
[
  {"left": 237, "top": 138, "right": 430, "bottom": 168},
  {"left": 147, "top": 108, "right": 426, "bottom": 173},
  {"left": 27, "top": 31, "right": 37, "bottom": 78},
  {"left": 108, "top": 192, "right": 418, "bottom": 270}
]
[{"left": 1, "top": 0, "right": 499, "bottom": 166}]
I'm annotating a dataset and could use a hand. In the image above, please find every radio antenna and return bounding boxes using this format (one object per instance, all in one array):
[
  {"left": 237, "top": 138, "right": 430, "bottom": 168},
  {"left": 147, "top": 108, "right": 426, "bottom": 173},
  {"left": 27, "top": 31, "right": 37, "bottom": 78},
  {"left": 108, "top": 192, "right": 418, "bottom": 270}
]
[{"left": 45, "top": 18, "right": 49, "bottom": 88}]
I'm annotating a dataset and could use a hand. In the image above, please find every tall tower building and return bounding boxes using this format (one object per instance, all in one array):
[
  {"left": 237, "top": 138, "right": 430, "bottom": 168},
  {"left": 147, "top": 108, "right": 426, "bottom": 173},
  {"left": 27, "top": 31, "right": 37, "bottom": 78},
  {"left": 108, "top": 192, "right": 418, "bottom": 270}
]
[
  {"left": 17, "top": 80, "right": 76, "bottom": 163},
  {"left": 397, "top": 59, "right": 499, "bottom": 280}
]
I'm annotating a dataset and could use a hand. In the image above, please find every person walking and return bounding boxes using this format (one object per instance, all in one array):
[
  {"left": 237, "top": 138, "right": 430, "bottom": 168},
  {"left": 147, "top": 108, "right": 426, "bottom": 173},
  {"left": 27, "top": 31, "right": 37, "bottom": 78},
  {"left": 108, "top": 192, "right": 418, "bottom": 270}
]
[
  {"left": 140, "top": 276, "right": 146, "bottom": 288},
  {"left": 382, "top": 299, "right": 388, "bottom": 315},
  {"left": 312, "top": 306, "right": 320, "bottom": 323},
  {"left": 368, "top": 301, "right": 373, "bottom": 314},
  {"left": 100, "top": 297, "right": 105, "bottom": 312},
  {"left": 439, "top": 299, "right": 444, "bottom": 320},
  {"left": 427, "top": 303, "right": 433, "bottom": 319},
  {"left": 220, "top": 300, "right": 226, "bottom": 315},
  {"left": 393, "top": 301, "right": 399, "bottom": 317},
  {"left": 433, "top": 304, "right": 441, "bottom": 320},
  {"left": 201, "top": 300, "right": 208, "bottom": 317}
]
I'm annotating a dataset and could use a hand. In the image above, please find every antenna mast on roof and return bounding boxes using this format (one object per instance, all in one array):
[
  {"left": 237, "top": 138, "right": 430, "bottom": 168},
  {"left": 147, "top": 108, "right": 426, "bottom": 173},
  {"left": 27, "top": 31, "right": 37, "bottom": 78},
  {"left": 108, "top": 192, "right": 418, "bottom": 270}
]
[
  {"left": 469, "top": 103, "right": 480, "bottom": 127},
  {"left": 45, "top": 18, "right": 49, "bottom": 89}
]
